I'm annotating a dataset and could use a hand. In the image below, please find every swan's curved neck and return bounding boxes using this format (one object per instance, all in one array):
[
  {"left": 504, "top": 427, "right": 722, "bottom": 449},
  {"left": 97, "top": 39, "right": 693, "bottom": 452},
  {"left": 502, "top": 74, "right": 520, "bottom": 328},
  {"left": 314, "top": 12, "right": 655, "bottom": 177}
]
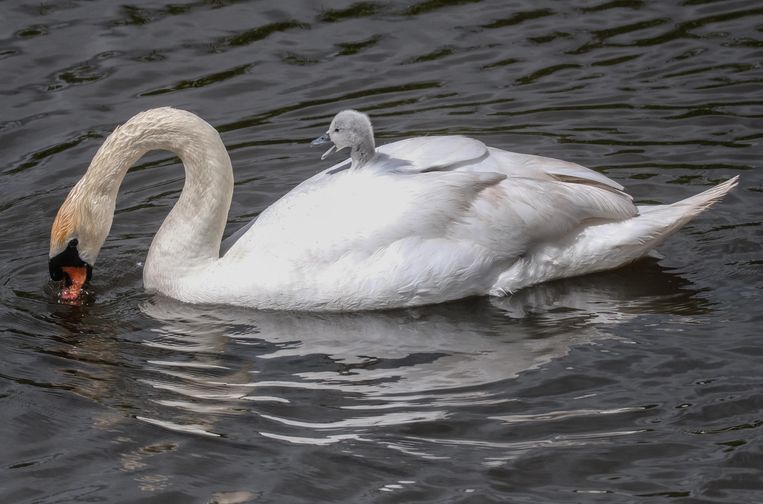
[{"left": 83, "top": 108, "right": 233, "bottom": 284}]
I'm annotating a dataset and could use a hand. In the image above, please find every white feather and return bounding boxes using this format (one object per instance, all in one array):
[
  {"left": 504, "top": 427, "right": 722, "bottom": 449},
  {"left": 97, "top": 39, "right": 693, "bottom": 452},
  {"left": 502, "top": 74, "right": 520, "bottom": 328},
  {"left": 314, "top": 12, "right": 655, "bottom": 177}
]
[{"left": 52, "top": 108, "right": 738, "bottom": 311}]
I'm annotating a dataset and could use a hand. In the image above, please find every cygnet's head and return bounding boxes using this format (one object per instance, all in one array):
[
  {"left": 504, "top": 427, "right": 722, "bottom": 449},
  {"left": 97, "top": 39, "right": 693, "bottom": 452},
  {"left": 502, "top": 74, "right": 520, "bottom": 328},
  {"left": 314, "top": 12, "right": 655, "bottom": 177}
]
[{"left": 312, "top": 109, "right": 375, "bottom": 162}]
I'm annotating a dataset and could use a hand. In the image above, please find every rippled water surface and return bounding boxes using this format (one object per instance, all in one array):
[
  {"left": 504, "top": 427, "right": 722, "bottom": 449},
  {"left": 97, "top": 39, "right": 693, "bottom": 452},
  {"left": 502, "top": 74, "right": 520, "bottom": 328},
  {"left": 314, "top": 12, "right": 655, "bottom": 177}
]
[{"left": 2, "top": 1, "right": 762, "bottom": 502}]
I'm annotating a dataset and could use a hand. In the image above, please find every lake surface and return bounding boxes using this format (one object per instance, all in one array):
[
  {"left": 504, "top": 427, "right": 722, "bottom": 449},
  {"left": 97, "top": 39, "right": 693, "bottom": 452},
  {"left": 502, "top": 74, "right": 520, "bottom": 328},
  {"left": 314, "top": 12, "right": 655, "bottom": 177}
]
[{"left": 1, "top": 1, "right": 762, "bottom": 502}]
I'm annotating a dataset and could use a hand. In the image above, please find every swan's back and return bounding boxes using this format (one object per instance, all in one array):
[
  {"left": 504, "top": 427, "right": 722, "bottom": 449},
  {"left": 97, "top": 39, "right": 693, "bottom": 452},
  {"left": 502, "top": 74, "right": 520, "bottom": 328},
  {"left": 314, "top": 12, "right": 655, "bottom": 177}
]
[{"left": 218, "top": 132, "right": 644, "bottom": 310}]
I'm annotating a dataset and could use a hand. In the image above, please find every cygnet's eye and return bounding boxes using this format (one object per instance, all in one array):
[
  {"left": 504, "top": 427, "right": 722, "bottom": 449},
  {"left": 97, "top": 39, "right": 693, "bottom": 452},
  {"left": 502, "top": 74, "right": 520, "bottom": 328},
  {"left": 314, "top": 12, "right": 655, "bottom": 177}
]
[{"left": 334, "top": 127, "right": 340, "bottom": 132}]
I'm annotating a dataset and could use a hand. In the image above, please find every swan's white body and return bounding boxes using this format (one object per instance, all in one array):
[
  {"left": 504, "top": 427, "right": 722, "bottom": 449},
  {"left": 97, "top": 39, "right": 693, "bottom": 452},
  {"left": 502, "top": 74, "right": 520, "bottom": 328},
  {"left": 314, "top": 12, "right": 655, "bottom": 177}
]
[{"left": 50, "top": 108, "right": 738, "bottom": 311}]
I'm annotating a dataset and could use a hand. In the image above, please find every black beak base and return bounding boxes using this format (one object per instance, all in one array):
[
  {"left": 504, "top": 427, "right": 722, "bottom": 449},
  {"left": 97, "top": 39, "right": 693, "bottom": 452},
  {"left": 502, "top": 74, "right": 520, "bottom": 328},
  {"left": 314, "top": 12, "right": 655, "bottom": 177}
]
[{"left": 49, "top": 239, "right": 92, "bottom": 283}]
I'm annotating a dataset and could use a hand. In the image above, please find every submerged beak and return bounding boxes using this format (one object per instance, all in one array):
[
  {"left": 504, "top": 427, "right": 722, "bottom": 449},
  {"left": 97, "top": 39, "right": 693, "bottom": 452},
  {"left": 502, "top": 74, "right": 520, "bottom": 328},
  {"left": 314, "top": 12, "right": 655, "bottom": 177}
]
[
  {"left": 49, "top": 238, "right": 92, "bottom": 302},
  {"left": 59, "top": 265, "right": 88, "bottom": 301},
  {"left": 311, "top": 133, "right": 336, "bottom": 160}
]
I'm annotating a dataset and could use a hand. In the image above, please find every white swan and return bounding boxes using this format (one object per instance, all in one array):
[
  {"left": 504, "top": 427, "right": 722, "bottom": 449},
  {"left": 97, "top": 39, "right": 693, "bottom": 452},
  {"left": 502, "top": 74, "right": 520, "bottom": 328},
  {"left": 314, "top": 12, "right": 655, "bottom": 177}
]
[{"left": 49, "top": 107, "right": 738, "bottom": 310}]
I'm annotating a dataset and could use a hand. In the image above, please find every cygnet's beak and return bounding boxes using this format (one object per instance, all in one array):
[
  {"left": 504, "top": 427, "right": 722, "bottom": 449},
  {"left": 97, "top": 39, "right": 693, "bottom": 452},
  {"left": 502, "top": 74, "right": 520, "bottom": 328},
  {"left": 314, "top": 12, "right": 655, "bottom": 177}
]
[{"left": 311, "top": 133, "right": 336, "bottom": 160}]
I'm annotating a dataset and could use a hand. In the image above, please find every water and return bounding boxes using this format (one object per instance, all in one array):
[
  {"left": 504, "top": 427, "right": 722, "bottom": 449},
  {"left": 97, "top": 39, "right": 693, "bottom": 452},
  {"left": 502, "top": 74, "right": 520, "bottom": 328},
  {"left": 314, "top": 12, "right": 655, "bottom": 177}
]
[{"left": 1, "top": 0, "right": 762, "bottom": 502}]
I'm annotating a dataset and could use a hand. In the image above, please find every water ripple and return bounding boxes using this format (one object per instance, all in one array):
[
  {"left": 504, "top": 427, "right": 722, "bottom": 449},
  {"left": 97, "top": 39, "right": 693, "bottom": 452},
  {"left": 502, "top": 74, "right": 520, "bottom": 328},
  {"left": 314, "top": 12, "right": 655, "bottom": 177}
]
[{"left": 2, "top": 1, "right": 762, "bottom": 502}]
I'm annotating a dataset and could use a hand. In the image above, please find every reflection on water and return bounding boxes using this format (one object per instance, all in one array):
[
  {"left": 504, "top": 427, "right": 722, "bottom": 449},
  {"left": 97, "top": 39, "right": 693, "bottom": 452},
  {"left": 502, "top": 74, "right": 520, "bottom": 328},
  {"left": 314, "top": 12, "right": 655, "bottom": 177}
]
[{"left": 38, "top": 260, "right": 707, "bottom": 449}]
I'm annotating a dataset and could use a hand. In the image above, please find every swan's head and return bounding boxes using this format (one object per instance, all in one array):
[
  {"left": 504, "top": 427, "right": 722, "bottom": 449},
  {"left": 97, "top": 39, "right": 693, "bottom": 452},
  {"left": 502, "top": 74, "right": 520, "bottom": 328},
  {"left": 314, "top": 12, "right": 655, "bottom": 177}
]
[
  {"left": 49, "top": 180, "right": 114, "bottom": 300},
  {"left": 312, "top": 109, "right": 375, "bottom": 161}
]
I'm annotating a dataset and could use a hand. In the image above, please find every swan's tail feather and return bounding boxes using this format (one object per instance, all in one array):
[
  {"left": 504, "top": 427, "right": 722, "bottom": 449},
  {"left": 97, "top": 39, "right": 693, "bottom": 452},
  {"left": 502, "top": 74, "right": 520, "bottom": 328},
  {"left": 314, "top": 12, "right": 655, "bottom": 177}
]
[
  {"left": 640, "top": 175, "right": 739, "bottom": 217},
  {"left": 635, "top": 175, "right": 739, "bottom": 248},
  {"left": 491, "top": 176, "right": 739, "bottom": 294},
  {"left": 583, "top": 175, "right": 740, "bottom": 265}
]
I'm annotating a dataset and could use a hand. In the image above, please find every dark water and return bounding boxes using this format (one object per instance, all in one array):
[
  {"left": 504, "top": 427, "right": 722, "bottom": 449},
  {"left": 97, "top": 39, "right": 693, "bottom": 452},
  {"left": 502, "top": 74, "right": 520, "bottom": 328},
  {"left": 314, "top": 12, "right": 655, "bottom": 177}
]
[{"left": 1, "top": 1, "right": 762, "bottom": 502}]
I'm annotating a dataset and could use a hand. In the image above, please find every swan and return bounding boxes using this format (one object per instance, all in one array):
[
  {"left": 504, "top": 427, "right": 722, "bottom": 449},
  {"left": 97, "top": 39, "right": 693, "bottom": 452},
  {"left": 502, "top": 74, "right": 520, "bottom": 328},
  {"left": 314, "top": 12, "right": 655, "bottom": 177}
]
[{"left": 48, "top": 107, "right": 738, "bottom": 310}]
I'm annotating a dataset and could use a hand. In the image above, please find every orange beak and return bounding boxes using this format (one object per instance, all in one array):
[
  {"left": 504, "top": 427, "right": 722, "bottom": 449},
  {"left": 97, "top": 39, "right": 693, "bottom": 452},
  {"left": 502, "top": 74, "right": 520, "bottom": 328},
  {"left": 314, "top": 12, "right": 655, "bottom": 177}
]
[{"left": 60, "top": 265, "right": 88, "bottom": 300}]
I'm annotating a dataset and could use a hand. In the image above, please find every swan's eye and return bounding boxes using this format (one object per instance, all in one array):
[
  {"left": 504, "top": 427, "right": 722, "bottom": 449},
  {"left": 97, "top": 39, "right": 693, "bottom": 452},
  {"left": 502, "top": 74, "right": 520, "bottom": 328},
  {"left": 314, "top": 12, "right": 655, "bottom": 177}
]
[{"left": 68, "top": 238, "right": 78, "bottom": 248}]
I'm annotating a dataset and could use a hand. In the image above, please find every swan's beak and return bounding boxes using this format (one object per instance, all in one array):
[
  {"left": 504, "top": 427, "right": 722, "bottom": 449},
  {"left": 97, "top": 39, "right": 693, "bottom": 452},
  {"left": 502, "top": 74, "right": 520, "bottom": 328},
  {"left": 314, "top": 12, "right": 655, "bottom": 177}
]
[
  {"left": 49, "top": 238, "right": 92, "bottom": 301},
  {"left": 59, "top": 266, "right": 88, "bottom": 301},
  {"left": 311, "top": 133, "right": 336, "bottom": 160}
]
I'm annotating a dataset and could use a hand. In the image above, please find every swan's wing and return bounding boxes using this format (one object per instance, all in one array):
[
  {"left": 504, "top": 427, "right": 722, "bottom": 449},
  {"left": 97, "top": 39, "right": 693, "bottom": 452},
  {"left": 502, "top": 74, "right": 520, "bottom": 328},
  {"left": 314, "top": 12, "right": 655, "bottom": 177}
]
[
  {"left": 372, "top": 136, "right": 625, "bottom": 195},
  {"left": 225, "top": 137, "right": 627, "bottom": 257},
  {"left": 216, "top": 147, "right": 642, "bottom": 309},
  {"left": 483, "top": 148, "right": 625, "bottom": 193},
  {"left": 224, "top": 167, "right": 506, "bottom": 262},
  {"left": 218, "top": 167, "right": 513, "bottom": 308},
  {"left": 222, "top": 136, "right": 487, "bottom": 255},
  {"left": 373, "top": 135, "right": 488, "bottom": 172},
  {"left": 450, "top": 174, "right": 638, "bottom": 260}
]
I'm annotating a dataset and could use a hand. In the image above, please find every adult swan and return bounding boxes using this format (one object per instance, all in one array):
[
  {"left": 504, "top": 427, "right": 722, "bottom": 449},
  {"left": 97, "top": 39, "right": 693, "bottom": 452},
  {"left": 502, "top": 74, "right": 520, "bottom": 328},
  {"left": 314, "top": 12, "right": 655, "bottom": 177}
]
[{"left": 49, "top": 107, "right": 738, "bottom": 310}]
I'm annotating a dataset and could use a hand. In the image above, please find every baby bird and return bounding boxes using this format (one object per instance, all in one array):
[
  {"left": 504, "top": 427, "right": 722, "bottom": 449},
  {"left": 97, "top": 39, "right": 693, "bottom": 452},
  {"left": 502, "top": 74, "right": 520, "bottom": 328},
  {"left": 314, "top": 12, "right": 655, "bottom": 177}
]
[{"left": 312, "top": 110, "right": 376, "bottom": 169}]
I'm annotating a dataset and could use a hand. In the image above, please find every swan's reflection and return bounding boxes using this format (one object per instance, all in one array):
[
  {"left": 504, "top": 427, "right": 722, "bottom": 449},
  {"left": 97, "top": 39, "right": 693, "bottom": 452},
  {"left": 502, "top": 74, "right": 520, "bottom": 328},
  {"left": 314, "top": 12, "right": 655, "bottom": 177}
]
[{"left": 133, "top": 259, "right": 707, "bottom": 440}]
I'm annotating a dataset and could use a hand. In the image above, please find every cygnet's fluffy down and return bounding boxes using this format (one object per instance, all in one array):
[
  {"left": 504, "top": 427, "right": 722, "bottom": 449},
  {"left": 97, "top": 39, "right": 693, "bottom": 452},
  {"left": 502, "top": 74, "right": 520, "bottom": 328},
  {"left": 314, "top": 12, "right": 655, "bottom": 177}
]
[{"left": 312, "top": 109, "right": 376, "bottom": 169}]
